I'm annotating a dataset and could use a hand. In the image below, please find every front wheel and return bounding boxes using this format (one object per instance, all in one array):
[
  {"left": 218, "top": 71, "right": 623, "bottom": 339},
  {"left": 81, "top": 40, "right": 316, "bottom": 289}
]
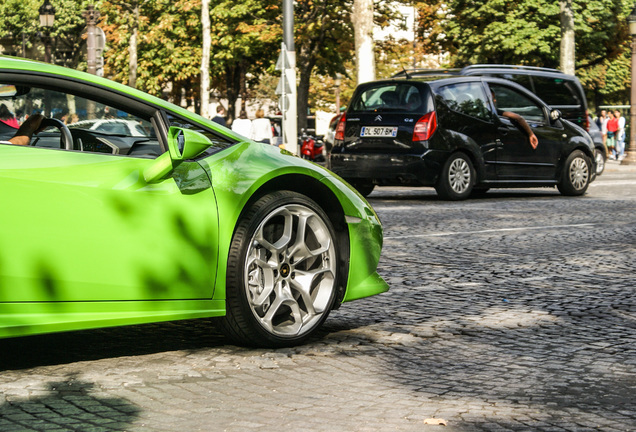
[
  {"left": 435, "top": 152, "right": 475, "bottom": 200},
  {"left": 220, "top": 191, "right": 339, "bottom": 347},
  {"left": 557, "top": 150, "right": 591, "bottom": 196}
]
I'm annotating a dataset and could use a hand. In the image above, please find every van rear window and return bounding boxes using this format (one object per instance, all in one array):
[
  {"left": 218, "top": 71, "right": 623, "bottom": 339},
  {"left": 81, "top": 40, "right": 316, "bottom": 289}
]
[{"left": 350, "top": 83, "right": 427, "bottom": 113}]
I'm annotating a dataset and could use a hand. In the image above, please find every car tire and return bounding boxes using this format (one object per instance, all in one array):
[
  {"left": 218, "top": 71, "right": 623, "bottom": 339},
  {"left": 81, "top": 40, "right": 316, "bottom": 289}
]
[
  {"left": 594, "top": 148, "right": 606, "bottom": 175},
  {"left": 220, "top": 191, "right": 339, "bottom": 347},
  {"left": 348, "top": 180, "right": 375, "bottom": 198},
  {"left": 435, "top": 152, "right": 475, "bottom": 200},
  {"left": 558, "top": 150, "right": 592, "bottom": 196}
]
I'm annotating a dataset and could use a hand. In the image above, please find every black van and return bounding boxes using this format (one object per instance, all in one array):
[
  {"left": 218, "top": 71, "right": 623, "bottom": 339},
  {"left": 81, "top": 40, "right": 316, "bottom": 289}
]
[
  {"left": 394, "top": 65, "right": 589, "bottom": 130},
  {"left": 330, "top": 76, "right": 596, "bottom": 200},
  {"left": 392, "top": 65, "right": 608, "bottom": 174}
]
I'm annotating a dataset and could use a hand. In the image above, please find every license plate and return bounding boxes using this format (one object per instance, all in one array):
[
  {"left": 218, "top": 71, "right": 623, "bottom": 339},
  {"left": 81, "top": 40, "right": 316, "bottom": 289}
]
[{"left": 360, "top": 126, "right": 398, "bottom": 137}]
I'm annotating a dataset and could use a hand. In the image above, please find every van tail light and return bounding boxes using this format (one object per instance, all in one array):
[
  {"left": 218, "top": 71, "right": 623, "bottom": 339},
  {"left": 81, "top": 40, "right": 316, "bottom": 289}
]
[
  {"left": 584, "top": 109, "right": 590, "bottom": 131},
  {"left": 413, "top": 111, "right": 437, "bottom": 141},
  {"left": 335, "top": 114, "right": 346, "bottom": 141}
]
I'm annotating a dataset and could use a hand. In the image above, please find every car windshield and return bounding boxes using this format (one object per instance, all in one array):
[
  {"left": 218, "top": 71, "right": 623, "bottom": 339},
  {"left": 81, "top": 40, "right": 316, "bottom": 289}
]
[{"left": 349, "top": 83, "right": 427, "bottom": 113}]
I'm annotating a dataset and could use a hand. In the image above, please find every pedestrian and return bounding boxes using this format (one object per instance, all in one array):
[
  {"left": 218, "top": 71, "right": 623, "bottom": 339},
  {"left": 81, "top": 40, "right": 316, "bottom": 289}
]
[
  {"left": 599, "top": 110, "right": 609, "bottom": 156},
  {"left": 231, "top": 110, "right": 253, "bottom": 139},
  {"left": 606, "top": 110, "right": 618, "bottom": 159},
  {"left": 0, "top": 114, "right": 44, "bottom": 146},
  {"left": 0, "top": 104, "right": 19, "bottom": 129},
  {"left": 251, "top": 109, "right": 273, "bottom": 144},
  {"left": 615, "top": 110, "right": 626, "bottom": 160},
  {"left": 212, "top": 104, "right": 226, "bottom": 127}
]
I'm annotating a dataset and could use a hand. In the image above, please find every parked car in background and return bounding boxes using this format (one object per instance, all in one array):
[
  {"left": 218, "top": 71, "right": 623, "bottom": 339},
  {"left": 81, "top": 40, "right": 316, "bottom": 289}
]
[
  {"left": 0, "top": 56, "right": 388, "bottom": 347},
  {"left": 323, "top": 113, "right": 342, "bottom": 153},
  {"left": 587, "top": 115, "right": 606, "bottom": 175},
  {"left": 330, "top": 75, "right": 595, "bottom": 200}
]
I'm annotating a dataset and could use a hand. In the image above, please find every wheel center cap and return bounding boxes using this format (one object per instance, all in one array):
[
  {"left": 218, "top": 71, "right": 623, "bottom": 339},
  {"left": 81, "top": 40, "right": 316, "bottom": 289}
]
[{"left": 280, "top": 263, "right": 291, "bottom": 278}]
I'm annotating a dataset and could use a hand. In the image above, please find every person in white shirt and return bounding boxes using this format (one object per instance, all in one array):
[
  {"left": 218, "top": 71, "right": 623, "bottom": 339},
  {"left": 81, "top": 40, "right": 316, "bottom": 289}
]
[
  {"left": 251, "top": 109, "right": 273, "bottom": 144},
  {"left": 615, "top": 110, "right": 626, "bottom": 160},
  {"left": 231, "top": 111, "right": 253, "bottom": 139},
  {"left": 0, "top": 114, "right": 44, "bottom": 145}
]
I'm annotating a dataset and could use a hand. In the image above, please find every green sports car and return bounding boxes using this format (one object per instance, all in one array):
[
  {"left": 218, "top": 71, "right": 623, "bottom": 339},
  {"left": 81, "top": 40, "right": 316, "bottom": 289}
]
[{"left": 0, "top": 56, "right": 388, "bottom": 347}]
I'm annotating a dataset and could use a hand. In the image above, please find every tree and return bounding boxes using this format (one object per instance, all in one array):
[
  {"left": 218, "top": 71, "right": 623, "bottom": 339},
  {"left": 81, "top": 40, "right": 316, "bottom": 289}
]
[
  {"left": 352, "top": 0, "right": 375, "bottom": 84},
  {"left": 200, "top": 0, "right": 211, "bottom": 118},
  {"left": 294, "top": 0, "right": 353, "bottom": 130},
  {"left": 0, "top": 0, "right": 95, "bottom": 69},
  {"left": 559, "top": 0, "right": 575, "bottom": 75},
  {"left": 206, "top": 0, "right": 280, "bottom": 123},
  {"left": 414, "top": 0, "right": 633, "bottom": 107}
]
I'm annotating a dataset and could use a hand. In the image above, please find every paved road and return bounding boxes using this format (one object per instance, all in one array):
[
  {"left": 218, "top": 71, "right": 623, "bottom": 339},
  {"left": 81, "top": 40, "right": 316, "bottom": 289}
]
[{"left": 1, "top": 161, "right": 635, "bottom": 431}]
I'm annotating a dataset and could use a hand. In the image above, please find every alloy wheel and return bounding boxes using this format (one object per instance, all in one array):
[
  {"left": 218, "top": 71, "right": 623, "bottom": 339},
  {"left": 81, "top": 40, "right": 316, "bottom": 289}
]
[
  {"left": 244, "top": 203, "right": 336, "bottom": 337},
  {"left": 448, "top": 158, "right": 472, "bottom": 194},
  {"left": 569, "top": 156, "right": 590, "bottom": 190}
]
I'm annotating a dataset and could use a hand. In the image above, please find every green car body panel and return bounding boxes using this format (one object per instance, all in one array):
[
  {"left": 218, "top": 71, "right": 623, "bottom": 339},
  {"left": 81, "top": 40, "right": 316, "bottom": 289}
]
[{"left": 0, "top": 56, "right": 388, "bottom": 339}]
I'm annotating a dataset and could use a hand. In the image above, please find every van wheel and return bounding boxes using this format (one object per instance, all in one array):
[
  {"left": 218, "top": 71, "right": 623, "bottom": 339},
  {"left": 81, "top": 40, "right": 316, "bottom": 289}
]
[
  {"left": 594, "top": 148, "right": 606, "bottom": 175},
  {"left": 436, "top": 153, "right": 474, "bottom": 200},
  {"left": 558, "top": 150, "right": 591, "bottom": 196}
]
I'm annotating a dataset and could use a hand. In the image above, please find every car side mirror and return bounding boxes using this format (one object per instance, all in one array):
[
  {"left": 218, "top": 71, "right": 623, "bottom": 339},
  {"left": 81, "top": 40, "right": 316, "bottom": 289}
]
[
  {"left": 143, "top": 126, "right": 212, "bottom": 183},
  {"left": 550, "top": 109, "right": 562, "bottom": 121}
]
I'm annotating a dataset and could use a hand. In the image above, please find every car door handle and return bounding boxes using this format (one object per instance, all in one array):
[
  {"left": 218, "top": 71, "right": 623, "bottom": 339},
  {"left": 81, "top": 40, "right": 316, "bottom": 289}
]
[{"left": 497, "top": 127, "right": 508, "bottom": 135}]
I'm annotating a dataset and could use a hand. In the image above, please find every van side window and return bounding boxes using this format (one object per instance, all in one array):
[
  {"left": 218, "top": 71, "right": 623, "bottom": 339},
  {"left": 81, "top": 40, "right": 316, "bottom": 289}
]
[
  {"left": 438, "top": 82, "right": 492, "bottom": 121},
  {"left": 531, "top": 77, "right": 580, "bottom": 106},
  {"left": 489, "top": 84, "right": 545, "bottom": 123}
]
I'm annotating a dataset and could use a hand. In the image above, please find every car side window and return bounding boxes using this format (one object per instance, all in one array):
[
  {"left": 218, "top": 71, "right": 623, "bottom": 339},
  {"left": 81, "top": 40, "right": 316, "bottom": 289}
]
[
  {"left": 166, "top": 113, "right": 235, "bottom": 156},
  {"left": 489, "top": 84, "right": 545, "bottom": 123},
  {"left": 437, "top": 82, "right": 492, "bottom": 121},
  {"left": 1, "top": 83, "right": 161, "bottom": 157},
  {"left": 531, "top": 76, "right": 580, "bottom": 107}
]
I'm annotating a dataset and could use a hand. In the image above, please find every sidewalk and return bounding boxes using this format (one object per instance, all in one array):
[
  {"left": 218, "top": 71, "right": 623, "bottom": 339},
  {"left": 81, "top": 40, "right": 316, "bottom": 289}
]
[{"left": 603, "top": 158, "right": 636, "bottom": 173}]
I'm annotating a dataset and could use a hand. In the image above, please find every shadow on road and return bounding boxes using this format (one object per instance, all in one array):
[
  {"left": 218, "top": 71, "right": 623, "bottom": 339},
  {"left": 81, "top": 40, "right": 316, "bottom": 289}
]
[
  {"left": 0, "top": 376, "right": 141, "bottom": 431},
  {"left": 0, "top": 319, "right": 227, "bottom": 371}
]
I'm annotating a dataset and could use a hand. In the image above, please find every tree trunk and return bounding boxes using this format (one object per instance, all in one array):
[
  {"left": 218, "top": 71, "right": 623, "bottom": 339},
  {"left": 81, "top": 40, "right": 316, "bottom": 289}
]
[
  {"left": 559, "top": 0, "right": 575, "bottom": 75},
  {"left": 200, "top": 0, "right": 211, "bottom": 118},
  {"left": 225, "top": 64, "right": 243, "bottom": 125},
  {"left": 128, "top": 2, "right": 140, "bottom": 88},
  {"left": 297, "top": 61, "right": 313, "bottom": 133},
  {"left": 352, "top": 0, "right": 375, "bottom": 84}
]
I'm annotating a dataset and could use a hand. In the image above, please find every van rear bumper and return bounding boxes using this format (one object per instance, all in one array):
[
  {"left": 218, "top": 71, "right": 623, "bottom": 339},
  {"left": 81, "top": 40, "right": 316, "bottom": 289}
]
[{"left": 329, "top": 150, "right": 447, "bottom": 186}]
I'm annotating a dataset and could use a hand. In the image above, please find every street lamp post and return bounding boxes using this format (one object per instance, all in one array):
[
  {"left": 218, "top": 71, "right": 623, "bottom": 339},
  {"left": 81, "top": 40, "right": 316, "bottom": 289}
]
[
  {"left": 623, "top": 5, "right": 636, "bottom": 165},
  {"left": 82, "top": 5, "right": 101, "bottom": 76},
  {"left": 38, "top": 0, "right": 55, "bottom": 63}
]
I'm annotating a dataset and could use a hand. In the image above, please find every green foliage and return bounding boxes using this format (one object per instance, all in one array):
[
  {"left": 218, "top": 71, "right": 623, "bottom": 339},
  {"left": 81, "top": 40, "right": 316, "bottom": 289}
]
[
  {"left": 415, "top": 0, "right": 634, "bottom": 106},
  {"left": 0, "top": 0, "right": 95, "bottom": 67}
]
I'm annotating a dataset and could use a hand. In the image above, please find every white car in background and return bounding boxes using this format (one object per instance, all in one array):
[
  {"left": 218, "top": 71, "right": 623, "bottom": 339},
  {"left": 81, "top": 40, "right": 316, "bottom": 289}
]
[{"left": 69, "top": 119, "right": 151, "bottom": 137}]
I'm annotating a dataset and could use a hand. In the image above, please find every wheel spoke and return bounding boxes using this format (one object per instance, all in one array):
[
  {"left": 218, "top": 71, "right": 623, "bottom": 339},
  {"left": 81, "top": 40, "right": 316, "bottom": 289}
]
[
  {"left": 291, "top": 267, "right": 335, "bottom": 315},
  {"left": 255, "top": 209, "right": 294, "bottom": 254}
]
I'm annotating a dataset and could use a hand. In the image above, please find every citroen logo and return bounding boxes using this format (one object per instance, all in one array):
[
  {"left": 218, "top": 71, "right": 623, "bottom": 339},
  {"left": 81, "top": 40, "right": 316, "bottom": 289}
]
[
  {"left": 280, "top": 263, "right": 291, "bottom": 278},
  {"left": 375, "top": 115, "right": 382, "bottom": 122}
]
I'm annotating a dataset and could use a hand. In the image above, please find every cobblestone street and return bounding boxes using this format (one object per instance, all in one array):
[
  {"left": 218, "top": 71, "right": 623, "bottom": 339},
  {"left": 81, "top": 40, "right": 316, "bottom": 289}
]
[{"left": 1, "top": 161, "right": 635, "bottom": 432}]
